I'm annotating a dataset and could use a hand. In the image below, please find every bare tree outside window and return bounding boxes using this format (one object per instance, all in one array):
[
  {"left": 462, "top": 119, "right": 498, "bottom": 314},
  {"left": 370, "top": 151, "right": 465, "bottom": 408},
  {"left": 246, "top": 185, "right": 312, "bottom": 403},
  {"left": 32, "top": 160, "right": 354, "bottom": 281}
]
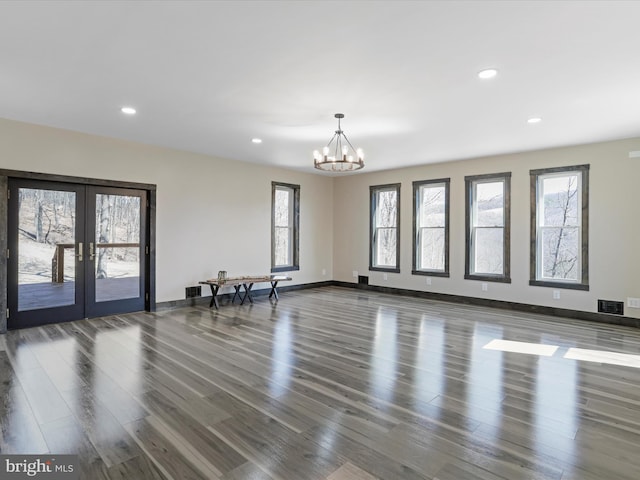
[
  {"left": 415, "top": 182, "right": 447, "bottom": 272},
  {"left": 530, "top": 165, "right": 588, "bottom": 290},
  {"left": 95, "top": 194, "right": 141, "bottom": 281},
  {"left": 370, "top": 184, "right": 400, "bottom": 272},
  {"left": 376, "top": 190, "right": 397, "bottom": 266},
  {"left": 472, "top": 181, "right": 504, "bottom": 274},
  {"left": 465, "top": 173, "right": 511, "bottom": 283},
  {"left": 271, "top": 182, "right": 300, "bottom": 272},
  {"left": 273, "top": 187, "right": 292, "bottom": 267},
  {"left": 17, "top": 188, "right": 76, "bottom": 285},
  {"left": 539, "top": 174, "right": 580, "bottom": 280}
]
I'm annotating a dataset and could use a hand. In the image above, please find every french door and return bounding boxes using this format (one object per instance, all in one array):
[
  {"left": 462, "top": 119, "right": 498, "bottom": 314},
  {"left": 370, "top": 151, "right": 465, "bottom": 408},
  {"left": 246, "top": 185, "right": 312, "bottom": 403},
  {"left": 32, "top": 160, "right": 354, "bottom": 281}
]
[{"left": 7, "top": 179, "right": 148, "bottom": 329}]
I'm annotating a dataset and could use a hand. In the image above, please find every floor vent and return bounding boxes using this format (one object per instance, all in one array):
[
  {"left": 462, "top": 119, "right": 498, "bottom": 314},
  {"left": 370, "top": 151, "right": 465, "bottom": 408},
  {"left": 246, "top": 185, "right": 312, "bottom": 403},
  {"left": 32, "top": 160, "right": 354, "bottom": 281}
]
[
  {"left": 597, "top": 299, "right": 624, "bottom": 315},
  {"left": 186, "top": 286, "right": 202, "bottom": 298},
  {"left": 358, "top": 275, "right": 369, "bottom": 285}
]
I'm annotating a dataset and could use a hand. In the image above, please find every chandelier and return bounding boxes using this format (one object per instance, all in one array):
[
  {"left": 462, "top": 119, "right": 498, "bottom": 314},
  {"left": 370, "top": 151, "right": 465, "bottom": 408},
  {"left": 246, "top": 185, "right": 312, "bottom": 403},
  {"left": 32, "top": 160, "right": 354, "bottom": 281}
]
[{"left": 313, "top": 113, "right": 364, "bottom": 172}]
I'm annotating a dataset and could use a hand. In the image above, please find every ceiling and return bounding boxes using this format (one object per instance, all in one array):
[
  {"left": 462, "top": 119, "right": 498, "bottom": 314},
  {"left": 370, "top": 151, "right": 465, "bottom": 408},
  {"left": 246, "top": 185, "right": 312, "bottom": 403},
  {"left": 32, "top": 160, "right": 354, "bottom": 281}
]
[{"left": 1, "top": 1, "right": 639, "bottom": 174}]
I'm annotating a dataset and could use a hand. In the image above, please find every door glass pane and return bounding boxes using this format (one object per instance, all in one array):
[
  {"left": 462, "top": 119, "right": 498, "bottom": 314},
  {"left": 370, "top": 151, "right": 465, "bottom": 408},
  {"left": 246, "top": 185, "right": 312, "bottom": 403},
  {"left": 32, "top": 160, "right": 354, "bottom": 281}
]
[
  {"left": 95, "top": 194, "right": 141, "bottom": 302},
  {"left": 18, "top": 188, "right": 76, "bottom": 311}
]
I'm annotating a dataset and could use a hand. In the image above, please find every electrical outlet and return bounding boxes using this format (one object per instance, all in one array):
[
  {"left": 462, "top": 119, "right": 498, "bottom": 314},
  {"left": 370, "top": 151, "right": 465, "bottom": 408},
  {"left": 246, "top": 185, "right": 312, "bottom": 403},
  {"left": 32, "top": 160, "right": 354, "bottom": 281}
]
[
  {"left": 628, "top": 297, "right": 640, "bottom": 308},
  {"left": 383, "top": 273, "right": 388, "bottom": 281},
  {"left": 426, "top": 277, "right": 432, "bottom": 286},
  {"left": 322, "top": 268, "right": 326, "bottom": 276},
  {"left": 481, "top": 282, "right": 488, "bottom": 292},
  {"left": 352, "top": 270, "right": 358, "bottom": 278},
  {"left": 553, "top": 290, "right": 561, "bottom": 300}
]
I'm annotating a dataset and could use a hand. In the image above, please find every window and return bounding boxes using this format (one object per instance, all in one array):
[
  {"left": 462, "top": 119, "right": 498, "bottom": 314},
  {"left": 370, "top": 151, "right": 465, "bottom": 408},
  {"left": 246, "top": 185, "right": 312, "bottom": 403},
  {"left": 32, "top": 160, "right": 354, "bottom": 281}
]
[
  {"left": 271, "top": 182, "right": 299, "bottom": 272},
  {"left": 370, "top": 184, "right": 400, "bottom": 272},
  {"left": 465, "top": 173, "right": 511, "bottom": 282},
  {"left": 530, "top": 165, "right": 589, "bottom": 290},
  {"left": 413, "top": 178, "right": 449, "bottom": 276}
]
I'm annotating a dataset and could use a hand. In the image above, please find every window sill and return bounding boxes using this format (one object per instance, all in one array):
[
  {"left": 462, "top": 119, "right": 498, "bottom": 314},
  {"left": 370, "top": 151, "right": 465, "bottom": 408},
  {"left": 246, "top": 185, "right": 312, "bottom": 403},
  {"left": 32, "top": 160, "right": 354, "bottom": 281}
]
[
  {"left": 369, "top": 266, "right": 400, "bottom": 273},
  {"left": 271, "top": 266, "right": 300, "bottom": 273},
  {"left": 465, "top": 274, "right": 511, "bottom": 284},
  {"left": 412, "top": 270, "right": 449, "bottom": 278},
  {"left": 529, "top": 280, "right": 589, "bottom": 291}
]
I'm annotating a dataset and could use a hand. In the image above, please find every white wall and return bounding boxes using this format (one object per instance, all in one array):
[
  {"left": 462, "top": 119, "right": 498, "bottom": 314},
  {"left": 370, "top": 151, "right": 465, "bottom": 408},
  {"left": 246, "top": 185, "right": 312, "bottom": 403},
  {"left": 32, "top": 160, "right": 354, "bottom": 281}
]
[
  {"left": 3, "top": 117, "right": 639, "bottom": 320},
  {"left": 0, "top": 118, "right": 334, "bottom": 303},
  {"left": 333, "top": 138, "right": 640, "bottom": 319}
]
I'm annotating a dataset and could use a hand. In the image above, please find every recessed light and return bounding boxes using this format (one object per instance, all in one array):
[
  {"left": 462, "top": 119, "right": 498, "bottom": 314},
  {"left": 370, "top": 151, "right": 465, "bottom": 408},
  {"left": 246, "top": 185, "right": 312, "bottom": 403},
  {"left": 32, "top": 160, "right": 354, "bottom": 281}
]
[
  {"left": 121, "top": 106, "right": 136, "bottom": 115},
  {"left": 527, "top": 117, "right": 542, "bottom": 124},
  {"left": 251, "top": 138, "right": 263, "bottom": 144},
  {"left": 478, "top": 68, "right": 498, "bottom": 79}
]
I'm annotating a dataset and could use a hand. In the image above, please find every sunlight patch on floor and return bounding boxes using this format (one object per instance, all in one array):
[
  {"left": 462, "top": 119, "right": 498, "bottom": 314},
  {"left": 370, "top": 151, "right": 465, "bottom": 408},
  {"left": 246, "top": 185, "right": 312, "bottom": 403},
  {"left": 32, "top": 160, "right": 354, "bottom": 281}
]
[
  {"left": 482, "top": 339, "right": 640, "bottom": 369},
  {"left": 483, "top": 339, "right": 559, "bottom": 356},
  {"left": 564, "top": 348, "right": 640, "bottom": 368}
]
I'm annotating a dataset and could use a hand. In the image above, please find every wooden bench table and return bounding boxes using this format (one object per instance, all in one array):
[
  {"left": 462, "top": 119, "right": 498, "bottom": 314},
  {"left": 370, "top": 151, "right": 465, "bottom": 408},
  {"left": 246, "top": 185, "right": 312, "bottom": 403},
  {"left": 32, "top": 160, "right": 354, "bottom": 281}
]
[{"left": 199, "top": 275, "right": 292, "bottom": 309}]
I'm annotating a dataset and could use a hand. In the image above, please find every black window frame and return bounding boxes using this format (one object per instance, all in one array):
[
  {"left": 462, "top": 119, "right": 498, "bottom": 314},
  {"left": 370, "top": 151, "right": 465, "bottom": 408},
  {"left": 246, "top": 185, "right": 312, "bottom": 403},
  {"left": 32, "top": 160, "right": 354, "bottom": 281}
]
[
  {"left": 529, "top": 164, "right": 589, "bottom": 291},
  {"left": 464, "top": 172, "right": 511, "bottom": 283},
  {"left": 271, "top": 181, "right": 300, "bottom": 273},
  {"left": 412, "top": 178, "right": 450, "bottom": 277},
  {"left": 369, "top": 183, "right": 401, "bottom": 273}
]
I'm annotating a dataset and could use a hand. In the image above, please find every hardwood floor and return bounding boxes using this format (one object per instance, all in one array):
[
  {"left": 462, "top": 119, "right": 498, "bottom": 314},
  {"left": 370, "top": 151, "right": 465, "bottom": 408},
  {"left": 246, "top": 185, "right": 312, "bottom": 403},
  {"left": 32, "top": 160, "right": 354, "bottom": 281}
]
[{"left": 2, "top": 286, "right": 640, "bottom": 479}]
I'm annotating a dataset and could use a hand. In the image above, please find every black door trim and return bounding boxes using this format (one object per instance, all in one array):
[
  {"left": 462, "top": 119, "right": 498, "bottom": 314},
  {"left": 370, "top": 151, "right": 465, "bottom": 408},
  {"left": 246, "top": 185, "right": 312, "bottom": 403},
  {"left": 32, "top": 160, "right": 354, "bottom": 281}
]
[
  {"left": 1, "top": 170, "right": 156, "bottom": 332},
  {"left": 0, "top": 169, "right": 156, "bottom": 191},
  {"left": 7, "top": 179, "right": 87, "bottom": 329},
  {"left": 85, "top": 185, "right": 148, "bottom": 318}
]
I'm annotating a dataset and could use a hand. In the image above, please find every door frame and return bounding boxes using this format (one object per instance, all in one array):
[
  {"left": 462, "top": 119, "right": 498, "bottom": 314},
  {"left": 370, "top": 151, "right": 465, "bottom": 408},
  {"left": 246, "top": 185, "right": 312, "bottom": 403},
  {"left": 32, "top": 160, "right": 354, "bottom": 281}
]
[
  {"left": 85, "top": 185, "right": 148, "bottom": 318},
  {"left": 7, "top": 179, "right": 87, "bottom": 328},
  {"left": 0, "top": 169, "right": 156, "bottom": 332}
]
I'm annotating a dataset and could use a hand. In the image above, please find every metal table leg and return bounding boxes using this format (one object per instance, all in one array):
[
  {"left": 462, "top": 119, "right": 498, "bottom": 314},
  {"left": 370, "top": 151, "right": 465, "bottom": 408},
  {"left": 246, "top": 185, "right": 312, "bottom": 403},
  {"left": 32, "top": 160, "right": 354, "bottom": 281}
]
[
  {"left": 269, "top": 280, "right": 280, "bottom": 300},
  {"left": 232, "top": 285, "right": 242, "bottom": 304},
  {"left": 241, "top": 282, "right": 255, "bottom": 304},
  {"left": 208, "top": 284, "right": 220, "bottom": 309}
]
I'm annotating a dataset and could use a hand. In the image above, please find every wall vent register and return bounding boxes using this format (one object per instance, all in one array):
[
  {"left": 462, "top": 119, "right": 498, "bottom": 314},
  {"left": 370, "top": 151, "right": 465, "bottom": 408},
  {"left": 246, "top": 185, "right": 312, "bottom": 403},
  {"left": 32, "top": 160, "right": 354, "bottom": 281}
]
[{"left": 597, "top": 299, "right": 624, "bottom": 315}]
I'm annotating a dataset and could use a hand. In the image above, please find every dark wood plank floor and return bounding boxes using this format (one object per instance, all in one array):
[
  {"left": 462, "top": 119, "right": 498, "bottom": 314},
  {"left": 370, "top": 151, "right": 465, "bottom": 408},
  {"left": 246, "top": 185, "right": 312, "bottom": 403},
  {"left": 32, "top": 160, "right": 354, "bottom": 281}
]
[{"left": 2, "top": 286, "right": 640, "bottom": 479}]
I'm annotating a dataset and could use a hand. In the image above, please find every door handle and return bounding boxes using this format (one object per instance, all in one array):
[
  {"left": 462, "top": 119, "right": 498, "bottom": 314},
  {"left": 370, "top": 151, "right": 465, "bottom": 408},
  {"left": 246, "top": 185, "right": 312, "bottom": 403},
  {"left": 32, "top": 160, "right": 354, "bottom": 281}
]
[
  {"left": 76, "top": 242, "right": 83, "bottom": 262},
  {"left": 89, "top": 242, "right": 95, "bottom": 261}
]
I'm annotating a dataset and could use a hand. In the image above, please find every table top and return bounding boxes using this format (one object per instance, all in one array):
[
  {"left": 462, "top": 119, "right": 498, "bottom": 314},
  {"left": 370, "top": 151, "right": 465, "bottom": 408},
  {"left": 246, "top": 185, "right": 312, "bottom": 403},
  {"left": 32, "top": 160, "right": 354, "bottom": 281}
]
[{"left": 200, "top": 275, "right": 291, "bottom": 286}]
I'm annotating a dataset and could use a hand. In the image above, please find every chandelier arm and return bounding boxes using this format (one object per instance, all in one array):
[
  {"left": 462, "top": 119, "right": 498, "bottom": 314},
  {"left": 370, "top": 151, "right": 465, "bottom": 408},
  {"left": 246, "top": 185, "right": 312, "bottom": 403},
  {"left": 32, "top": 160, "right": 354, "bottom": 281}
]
[
  {"left": 340, "top": 132, "right": 358, "bottom": 153},
  {"left": 325, "top": 133, "right": 339, "bottom": 162}
]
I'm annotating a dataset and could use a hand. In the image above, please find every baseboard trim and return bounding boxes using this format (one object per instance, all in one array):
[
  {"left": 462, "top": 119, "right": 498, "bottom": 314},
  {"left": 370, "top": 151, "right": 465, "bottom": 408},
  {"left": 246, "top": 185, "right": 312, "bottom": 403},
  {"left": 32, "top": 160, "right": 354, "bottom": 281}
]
[
  {"left": 156, "top": 279, "right": 639, "bottom": 328},
  {"left": 332, "top": 281, "right": 640, "bottom": 328}
]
